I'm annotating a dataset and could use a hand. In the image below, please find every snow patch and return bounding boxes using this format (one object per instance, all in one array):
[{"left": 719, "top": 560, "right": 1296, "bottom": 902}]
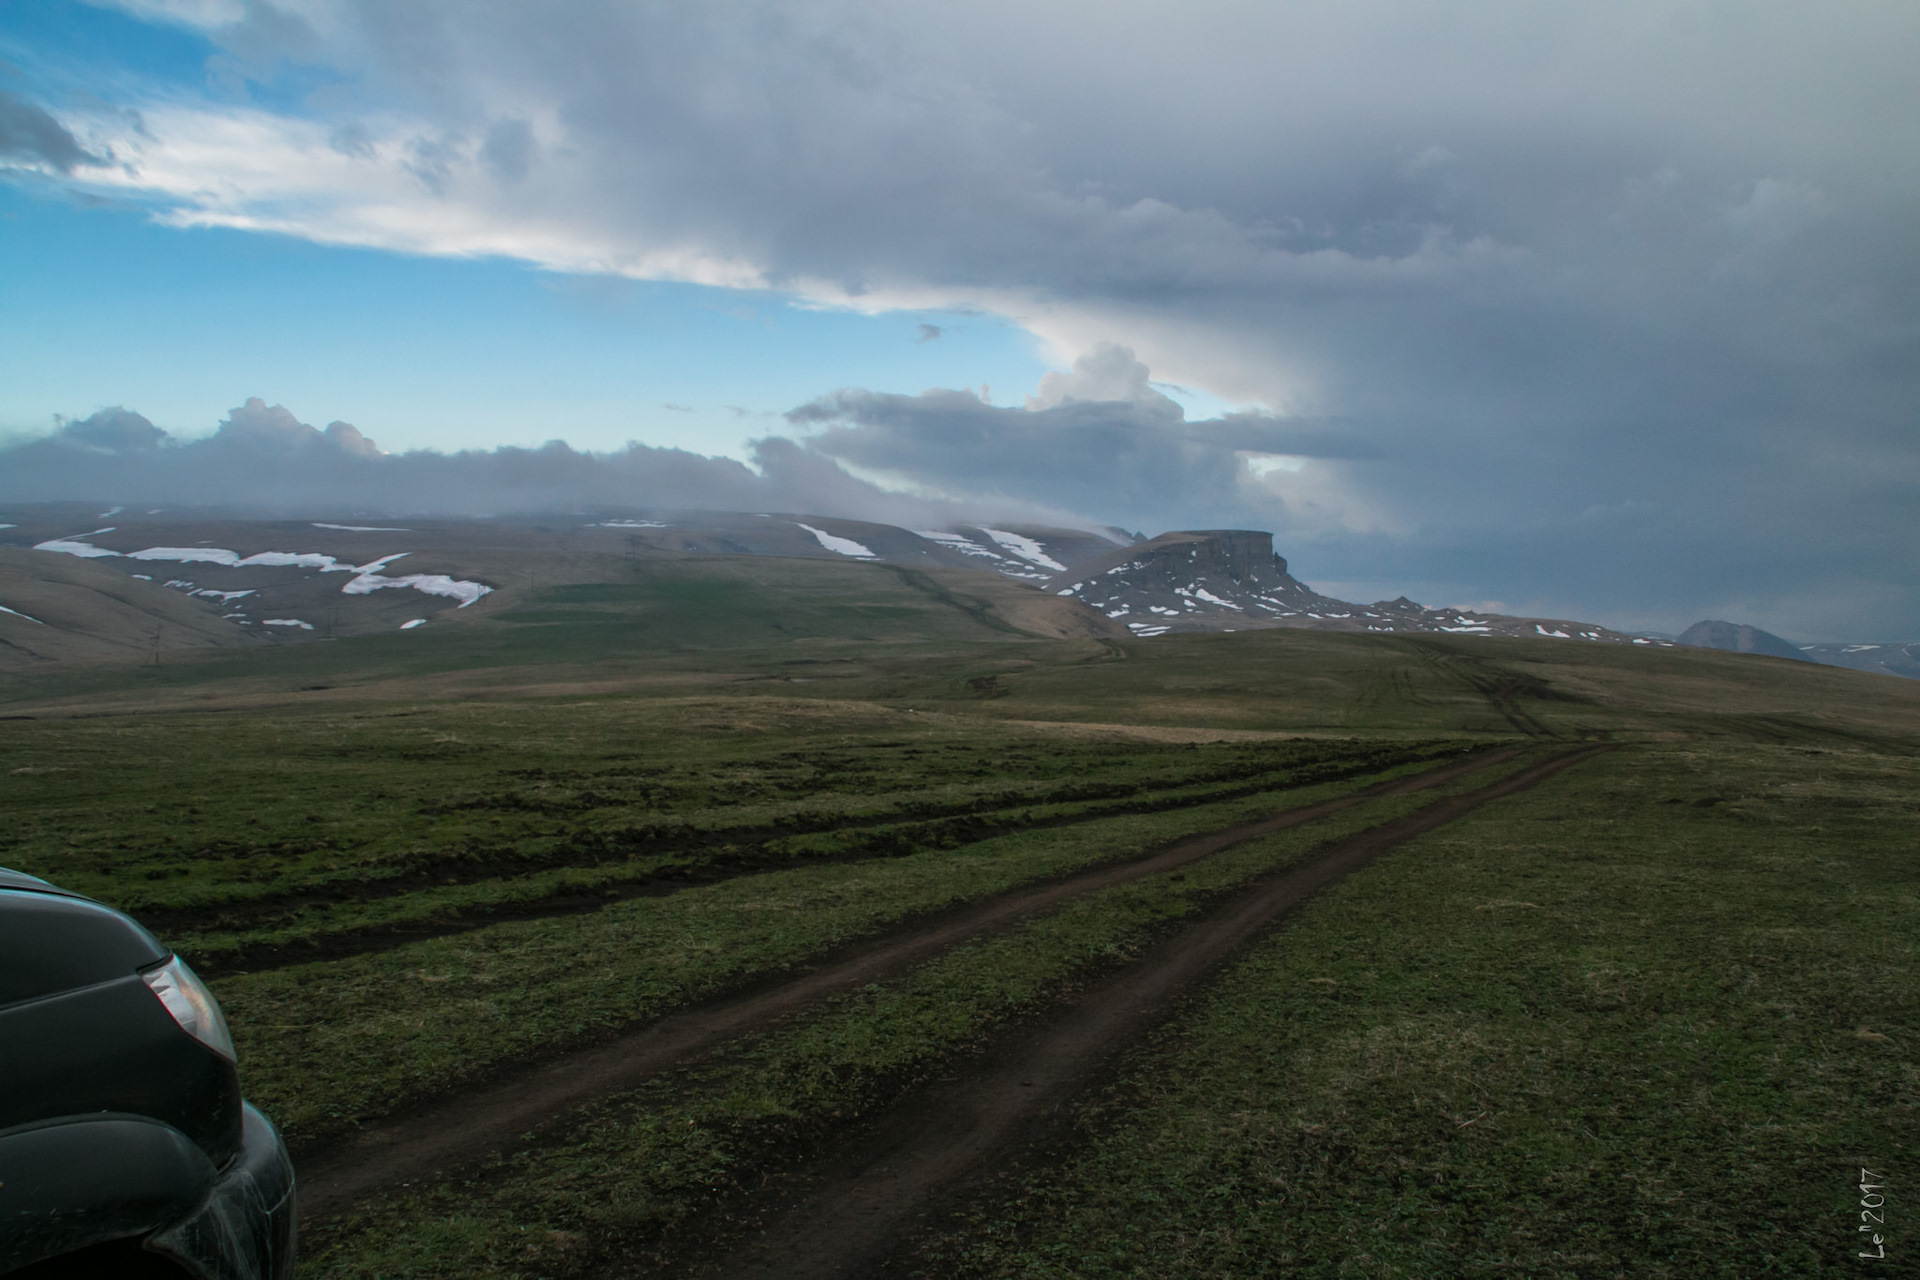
[
  {"left": 915, "top": 531, "right": 1005, "bottom": 560},
  {"left": 130, "top": 547, "right": 244, "bottom": 566},
  {"left": 981, "top": 529, "right": 1066, "bottom": 572},
  {"left": 1535, "top": 625, "right": 1571, "bottom": 639},
  {"left": 1191, "top": 587, "right": 1241, "bottom": 610},
  {"left": 795, "top": 523, "right": 878, "bottom": 559},
  {"left": 263, "top": 619, "right": 314, "bottom": 629},
  {"left": 400, "top": 619, "right": 427, "bottom": 630},
  {"left": 0, "top": 604, "right": 44, "bottom": 624},
  {"left": 343, "top": 572, "right": 493, "bottom": 607},
  {"left": 39, "top": 539, "right": 429, "bottom": 578},
  {"left": 33, "top": 538, "right": 121, "bottom": 558},
  {"left": 596, "top": 520, "right": 666, "bottom": 529},
  {"left": 313, "top": 523, "right": 411, "bottom": 532},
  {"left": 241, "top": 552, "right": 347, "bottom": 569}
]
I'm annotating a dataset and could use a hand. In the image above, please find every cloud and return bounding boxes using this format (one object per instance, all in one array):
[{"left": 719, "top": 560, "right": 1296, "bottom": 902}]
[
  {"left": 1025, "top": 342, "right": 1178, "bottom": 417},
  {"left": 0, "top": 89, "right": 100, "bottom": 172},
  {"left": 479, "top": 118, "right": 536, "bottom": 184},
  {"left": 0, "top": 396, "right": 1027, "bottom": 528},
  {"left": 10, "top": 2, "right": 1919, "bottom": 638},
  {"left": 787, "top": 344, "right": 1367, "bottom": 534},
  {"left": 53, "top": 407, "right": 168, "bottom": 452},
  {"left": 916, "top": 323, "right": 942, "bottom": 342},
  {"left": 0, "top": 352, "right": 1350, "bottom": 538}
]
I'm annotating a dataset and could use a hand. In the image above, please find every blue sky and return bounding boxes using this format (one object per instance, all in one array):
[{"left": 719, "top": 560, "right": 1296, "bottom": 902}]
[
  {"left": 0, "top": 181, "right": 1072, "bottom": 456},
  {"left": 1, "top": 1, "right": 1916, "bottom": 640},
  {"left": 0, "top": 0, "right": 1244, "bottom": 452}
]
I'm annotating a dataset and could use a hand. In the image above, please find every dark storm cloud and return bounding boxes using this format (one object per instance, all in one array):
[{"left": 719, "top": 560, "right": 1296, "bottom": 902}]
[
  {"left": 786, "top": 344, "right": 1368, "bottom": 535},
  {"left": 0, "top": 89, "right": 99, "bottom": 171},
  {"left": 27, "top": 2, "right": 1920, "bottom": 637}
]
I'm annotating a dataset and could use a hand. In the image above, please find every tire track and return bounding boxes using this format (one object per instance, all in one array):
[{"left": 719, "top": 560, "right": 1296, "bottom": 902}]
[
  {"left": 675, "top": 745, "right": 1608, "bottom": 1280},
  {"left": 183, "top": 748, "right": 1442, "bottom": 977},
  {"left": 295, "top": 746, "right": 1522, "bottom": 1225}
]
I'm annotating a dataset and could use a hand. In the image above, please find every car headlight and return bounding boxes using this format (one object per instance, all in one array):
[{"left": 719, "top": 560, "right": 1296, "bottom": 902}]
[{"left": 143, "top": 955, "right": 237, "bottom": 1062}]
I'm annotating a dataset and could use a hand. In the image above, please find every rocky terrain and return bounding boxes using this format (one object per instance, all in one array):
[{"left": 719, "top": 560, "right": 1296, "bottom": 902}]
[{"left": 1043, "top": 529, "right": 1668, "bottom": 646}]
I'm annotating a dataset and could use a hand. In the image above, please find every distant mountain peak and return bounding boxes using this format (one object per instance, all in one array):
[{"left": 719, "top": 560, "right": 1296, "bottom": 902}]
[
  {"left": 1677, "top": 620, "right": 1809, "bottom": 662},
  {"left": 1043, "top": 529, "right": 1662, "bottom": 646}
]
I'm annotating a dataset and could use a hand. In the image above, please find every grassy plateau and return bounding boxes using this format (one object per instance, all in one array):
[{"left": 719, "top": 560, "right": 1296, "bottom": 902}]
[{"left": 1, "top": 552, "right": 1915, "bottom": 1278}]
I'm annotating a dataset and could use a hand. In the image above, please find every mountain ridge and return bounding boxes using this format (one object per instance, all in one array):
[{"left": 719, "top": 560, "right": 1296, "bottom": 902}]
[{"left": 3, "top": 505, "right": 1910, "bottom": 676}]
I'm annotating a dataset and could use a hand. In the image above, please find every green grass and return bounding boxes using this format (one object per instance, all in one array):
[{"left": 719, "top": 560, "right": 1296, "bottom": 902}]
[
  {"left": 0, "top": 698, "right": 1448, "bottom": 958},
  {"left": 10, "top": 555, "right": 1918, "bottom": 750},
  {"left": 7, "top": 573, "right": 1919, "bottom": 1279},
  {"left": 216, "top": 745, "right": 1492, "bottom": 1151},
  {"left": 923, "top": 742, "right": 1918, "bottom": 1278},
  {"left": 296, "top": 753, "right": 1541, "bottom": 1279},
  {"left": 0, "top": 553, "right": 1072, "bottom": 706}
]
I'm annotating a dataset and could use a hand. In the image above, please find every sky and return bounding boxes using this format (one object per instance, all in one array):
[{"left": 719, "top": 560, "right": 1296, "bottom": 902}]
[{"left": 1, "top": 0, "right": 1916, "bottom": 641}]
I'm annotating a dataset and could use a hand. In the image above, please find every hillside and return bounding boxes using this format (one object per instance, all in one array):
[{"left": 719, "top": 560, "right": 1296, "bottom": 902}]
[
  {"left": 0, "top": 506, "right": 1128, "bottom": 672},
  {"left": 1679, "top": 619, "right": 1920, "bottom": 681},
  {"left": 8, "top": 506, "right": 1913, "bottom": 680},
  {"left": 1678, "top": 619, "right": 1809, "bottom": 662},
  {"left": 1044, "top": 528, "right": 1667, "bottom": 646},
  {"left": 1799, "top": 641, "right": 1920, "bottom": 680},
  {"left": 0, "top": 546, "right": 263, "bottom": 668}
]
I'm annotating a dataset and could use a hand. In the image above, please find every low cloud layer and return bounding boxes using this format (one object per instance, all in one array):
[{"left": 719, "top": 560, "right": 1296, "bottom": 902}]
[
  {"left": 0, "top": 396, "right": 1031, "bottom": 529},
  {"left": 789, "top": 343, "right": 1362, "bottom": 535},
  {"left": 5, "top": 317, "right": 1918, "bottom": 640},
  {"left": 0, "top": 348, "right": 1361, "bottom": 542}
]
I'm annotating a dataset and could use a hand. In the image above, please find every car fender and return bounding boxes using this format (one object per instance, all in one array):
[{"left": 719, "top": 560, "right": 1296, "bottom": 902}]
[{"left": 0, "top": 1112, "right": 215, "bottom": 1273}]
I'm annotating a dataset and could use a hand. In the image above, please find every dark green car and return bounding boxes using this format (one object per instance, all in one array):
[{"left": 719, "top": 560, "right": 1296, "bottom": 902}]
[{"left": 0, "top": 867, "right": 295, "bottom": 1279}]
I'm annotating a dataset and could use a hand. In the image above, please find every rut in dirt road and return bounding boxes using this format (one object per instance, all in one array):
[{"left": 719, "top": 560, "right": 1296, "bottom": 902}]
[
  {"left": 673, "top": 746, "right": 1609, "bottom": 1280},
  {"left": 296, "top": 747, "right": 1522, "bottom": 1225},
  {"left": 189, "top": 748, "right": 1443, "bottom": 978}
]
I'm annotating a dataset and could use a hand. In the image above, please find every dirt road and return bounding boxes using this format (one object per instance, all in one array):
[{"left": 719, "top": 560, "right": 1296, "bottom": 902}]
[
  {"left": 296, "top": 747, "right": 1522, "bottom": 1224},
  {"left": 668, "top": 746, "right": 1606, "bottom": 1280}
]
